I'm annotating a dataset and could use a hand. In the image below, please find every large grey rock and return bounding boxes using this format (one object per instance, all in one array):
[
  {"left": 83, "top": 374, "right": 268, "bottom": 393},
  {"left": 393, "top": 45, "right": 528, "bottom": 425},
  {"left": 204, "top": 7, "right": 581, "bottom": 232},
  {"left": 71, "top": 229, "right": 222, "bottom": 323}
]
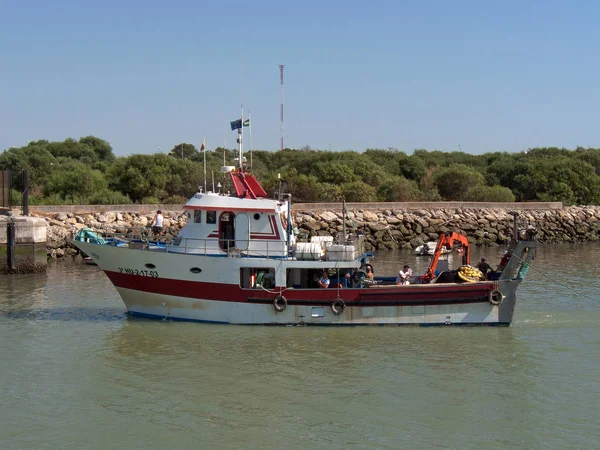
[
  {"left": 320, "top": 211, "right": 338, "bottom": 222},
  {"left": 303, "top": 221, "right": 321, "bottom": 232},
  {"left": 131, "top": 216, "right": 149, "bottom": 227},
  {"left": 368, "top": 223, "right": 387, "bottom": 232},
  {"left": 362, "top": 211, "right": 379, "bottom": 222}
]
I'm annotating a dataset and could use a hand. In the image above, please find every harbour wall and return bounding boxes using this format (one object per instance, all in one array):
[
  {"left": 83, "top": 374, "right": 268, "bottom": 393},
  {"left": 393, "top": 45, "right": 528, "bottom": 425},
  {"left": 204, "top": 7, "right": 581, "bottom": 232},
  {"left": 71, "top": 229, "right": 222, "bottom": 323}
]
[
  {"left": 0, "top": 215, "right": 48, "bottom": 274},
  {"left": 28, "top": 202, "right": 600, "bottom": 257}
]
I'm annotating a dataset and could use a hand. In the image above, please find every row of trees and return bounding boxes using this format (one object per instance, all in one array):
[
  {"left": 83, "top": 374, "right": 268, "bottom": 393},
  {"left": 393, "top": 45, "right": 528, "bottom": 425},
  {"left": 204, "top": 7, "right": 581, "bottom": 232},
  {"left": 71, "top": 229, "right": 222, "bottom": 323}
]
[{"left": 1, "top": 136, "right": 600, "bottom": 205}]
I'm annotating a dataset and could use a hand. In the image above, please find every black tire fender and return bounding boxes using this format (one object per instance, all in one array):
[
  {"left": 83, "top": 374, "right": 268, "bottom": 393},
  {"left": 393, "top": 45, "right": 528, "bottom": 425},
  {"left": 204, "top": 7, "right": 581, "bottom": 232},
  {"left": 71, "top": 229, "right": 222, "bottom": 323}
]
[
  {"left": 488, "top": 289, "right": 505, "bottom": 306},
  {"left": 331, "top": 298, "right": 346, "bottom": 315},
  {"left": 273, "top": 295, "right": 287, "bottom": 312}
]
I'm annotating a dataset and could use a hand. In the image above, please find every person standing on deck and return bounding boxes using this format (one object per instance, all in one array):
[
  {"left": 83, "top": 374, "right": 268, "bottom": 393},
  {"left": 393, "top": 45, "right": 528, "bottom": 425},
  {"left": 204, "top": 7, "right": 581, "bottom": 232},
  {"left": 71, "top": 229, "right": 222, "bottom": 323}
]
[{"left": 151, "top": 210, "right": 164, "bottom": 236}]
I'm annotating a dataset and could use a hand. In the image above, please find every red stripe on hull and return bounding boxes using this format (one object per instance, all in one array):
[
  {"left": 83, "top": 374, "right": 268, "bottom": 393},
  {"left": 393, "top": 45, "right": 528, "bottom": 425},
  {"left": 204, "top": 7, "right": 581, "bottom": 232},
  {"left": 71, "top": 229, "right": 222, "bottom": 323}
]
[{"left": 105, "top": 271, "right": 494, "bottom": 305}]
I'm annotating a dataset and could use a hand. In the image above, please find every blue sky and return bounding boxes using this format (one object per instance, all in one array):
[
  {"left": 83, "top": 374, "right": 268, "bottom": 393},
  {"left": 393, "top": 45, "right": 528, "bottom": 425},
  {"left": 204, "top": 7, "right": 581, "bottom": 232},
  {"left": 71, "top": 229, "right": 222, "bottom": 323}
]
[{"left": 1, "top": 0, "right": 599, "bottom": 156}]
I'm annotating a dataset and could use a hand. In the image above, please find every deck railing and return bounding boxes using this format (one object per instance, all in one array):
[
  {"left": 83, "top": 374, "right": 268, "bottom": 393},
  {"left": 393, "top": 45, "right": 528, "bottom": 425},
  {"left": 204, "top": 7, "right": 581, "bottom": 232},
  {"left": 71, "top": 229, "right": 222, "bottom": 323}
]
[{"left": 84, "top": 229, "right": 363, "bottom": 262}]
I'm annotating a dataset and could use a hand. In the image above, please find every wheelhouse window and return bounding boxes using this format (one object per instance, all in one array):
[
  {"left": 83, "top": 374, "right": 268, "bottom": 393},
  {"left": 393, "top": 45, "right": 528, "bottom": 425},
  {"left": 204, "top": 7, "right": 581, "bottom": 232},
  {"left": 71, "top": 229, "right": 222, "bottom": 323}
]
[
  {"left": 207, "top": 211, "right": 217, "bottom": 224},
  {"left": 194, "top": 210, "right": 202, "bottom": 223},
  {"left": 240, "top": 267, "right": 276, "bottom": 289},
  {"left": 286, "top": 268, "right": 354, "bottom": 289}
]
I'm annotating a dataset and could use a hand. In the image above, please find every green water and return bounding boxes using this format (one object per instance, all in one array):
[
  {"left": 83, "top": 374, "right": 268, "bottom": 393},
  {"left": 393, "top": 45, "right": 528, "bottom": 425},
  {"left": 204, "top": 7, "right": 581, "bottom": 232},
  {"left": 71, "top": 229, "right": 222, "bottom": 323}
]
[{"left": 1, "top": 244, "right": 599, "bottom": 449}]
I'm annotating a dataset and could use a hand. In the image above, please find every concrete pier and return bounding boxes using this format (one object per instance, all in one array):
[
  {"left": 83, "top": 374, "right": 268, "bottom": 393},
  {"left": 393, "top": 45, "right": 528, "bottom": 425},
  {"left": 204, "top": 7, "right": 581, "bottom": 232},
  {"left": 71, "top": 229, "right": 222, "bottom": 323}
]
[{"left": 0, "top": 214, "right": 47, "bottom": 274}]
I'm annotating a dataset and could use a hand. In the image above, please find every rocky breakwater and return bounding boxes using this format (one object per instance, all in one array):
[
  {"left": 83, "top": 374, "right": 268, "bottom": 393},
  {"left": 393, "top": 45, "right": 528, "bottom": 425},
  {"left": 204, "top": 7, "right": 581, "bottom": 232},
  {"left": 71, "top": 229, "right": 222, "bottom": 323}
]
[
  {"left": 40, "top": 205, "right": 600, "bottom": 258},
  {"left": 293, "top": 206, "right": 600, "bottom": 250},
  {"left": 42, "top": 211, "right": 185, "bottom": 259}
]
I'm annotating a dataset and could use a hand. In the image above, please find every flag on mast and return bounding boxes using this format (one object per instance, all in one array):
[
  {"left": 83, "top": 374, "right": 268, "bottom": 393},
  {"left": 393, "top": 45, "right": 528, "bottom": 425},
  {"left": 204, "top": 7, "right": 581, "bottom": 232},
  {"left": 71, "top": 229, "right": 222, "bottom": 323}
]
[
  {"left": 243, "top": 119, "right": 250, "bottom": 127},
  {"left": 230, "top": 119, "right": 242, "bottom": 130},
  {"left": 200, "top": 138, "right": 206, "bottom": 151}
]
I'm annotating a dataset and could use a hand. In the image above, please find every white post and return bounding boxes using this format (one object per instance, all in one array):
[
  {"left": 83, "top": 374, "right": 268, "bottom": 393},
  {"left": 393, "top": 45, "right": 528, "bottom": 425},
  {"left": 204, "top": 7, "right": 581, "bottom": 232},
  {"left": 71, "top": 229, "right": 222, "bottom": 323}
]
[
  {"left": 249, "top": 109, "right": 253, "bottom": 169},
  {"left": 203, "top": 136, "right": 207, "bottom": 193},
  {"left": 239, "top": 105, "right": 243, "bottom": 170}
]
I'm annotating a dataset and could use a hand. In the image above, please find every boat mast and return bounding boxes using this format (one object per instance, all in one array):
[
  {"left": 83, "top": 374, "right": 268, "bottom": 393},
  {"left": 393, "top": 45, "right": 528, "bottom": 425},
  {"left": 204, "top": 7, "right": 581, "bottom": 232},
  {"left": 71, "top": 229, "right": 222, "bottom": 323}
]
[{"left": 238, "top": 105, "right": 244, "bottom": 171}]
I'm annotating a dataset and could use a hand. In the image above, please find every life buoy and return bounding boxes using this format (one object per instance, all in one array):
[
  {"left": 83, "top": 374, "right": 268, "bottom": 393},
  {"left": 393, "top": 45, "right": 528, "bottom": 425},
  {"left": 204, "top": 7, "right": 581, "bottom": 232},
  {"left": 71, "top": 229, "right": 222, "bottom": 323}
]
[
  {"left": 273, "top": 295, "right": 287, "bottom": 312},
  {"left": 331, "top": 298, "right": 346, "bottom": 315},
  {"left": 488, "top": 289, "right": 504, "bottom": 306}
]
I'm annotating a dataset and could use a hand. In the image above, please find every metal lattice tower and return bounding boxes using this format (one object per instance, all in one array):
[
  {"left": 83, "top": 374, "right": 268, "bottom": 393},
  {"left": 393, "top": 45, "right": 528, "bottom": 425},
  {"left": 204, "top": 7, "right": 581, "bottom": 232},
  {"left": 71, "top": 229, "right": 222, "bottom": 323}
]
[{"left": 279, "top": 64, "right": 284, "bottom": 150}]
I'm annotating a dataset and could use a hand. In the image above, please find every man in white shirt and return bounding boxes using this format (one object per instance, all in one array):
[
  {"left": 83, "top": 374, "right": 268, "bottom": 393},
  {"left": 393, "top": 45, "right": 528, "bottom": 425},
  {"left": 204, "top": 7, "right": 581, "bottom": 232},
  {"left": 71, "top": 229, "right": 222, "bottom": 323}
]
[
  {"left": 151, "top": 210, "right": 164, "bottom": 236},
  {"left": 318, "top": 270, "right": 331, "bottom": 288},
  {"left": 396, "top": 265, "right": 412, "bottom": 286}
]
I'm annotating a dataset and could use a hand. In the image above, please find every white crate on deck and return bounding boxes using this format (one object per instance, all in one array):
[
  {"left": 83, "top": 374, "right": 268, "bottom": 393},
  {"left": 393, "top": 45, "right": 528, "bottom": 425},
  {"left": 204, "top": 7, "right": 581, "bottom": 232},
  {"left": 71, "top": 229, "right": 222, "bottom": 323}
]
[{"left": 326, "top": 244, "right": 357, "bottom": 261}]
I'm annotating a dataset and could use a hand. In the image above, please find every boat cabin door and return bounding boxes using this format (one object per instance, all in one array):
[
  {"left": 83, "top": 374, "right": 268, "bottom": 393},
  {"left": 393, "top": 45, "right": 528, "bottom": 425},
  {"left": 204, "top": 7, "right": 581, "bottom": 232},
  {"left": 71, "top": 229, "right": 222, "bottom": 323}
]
[
  {"left": 234, "top": 213, "right": 250, "bottom": 250},
  {"left": 219, "top": 212, "right": 235, "bottom": 251}
]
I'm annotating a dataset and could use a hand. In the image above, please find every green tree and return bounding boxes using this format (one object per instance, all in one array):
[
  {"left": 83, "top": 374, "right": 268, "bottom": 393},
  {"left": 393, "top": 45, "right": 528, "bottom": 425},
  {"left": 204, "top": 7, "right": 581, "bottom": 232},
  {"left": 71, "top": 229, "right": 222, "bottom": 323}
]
[
  {"left": 397, "top": 155, "right": 427, "bottom": 181},
  {"left": 108, "top": 154, "right": 170, "bottom": 201},
  {"left": 47, "top": 138, "right": 98, "bottom": 163},
  {"left": 340, "top": 181, "right": 377, "bottom": 202},
  {"left": 0, "top": 144, "right": 58, "bottom": 191},
  {"left": 288, "top": 173, "right": 320, "bottom": 202},
  {"left": 314, "top": 161, "right": 359, "bottom": 184},
  {"left": 79, "top": 136, "right": 116, "bottom": 162},
  {"left": 88, "top": 189, "right": 132, "bottom": 205},
  {"left": 168, "top": 143, "right": 198, "bottom": 160},
  {"left": 315, "top": 182, "right": 343, "bottom": 202},
  {"left": 352, "top": 156, "right": 387, "bottom": 186},
  {"left": 431, "top": 164, "right": 486, "bottom": 201},
  {"left": 377, "top": 176, "right": 421, "bottom": 201},
  {"left": 43, "top": 160, "right": 107, "bottom": 202},
  {"left": 465, "top": 185, "right": 516, "bottom": 202}
]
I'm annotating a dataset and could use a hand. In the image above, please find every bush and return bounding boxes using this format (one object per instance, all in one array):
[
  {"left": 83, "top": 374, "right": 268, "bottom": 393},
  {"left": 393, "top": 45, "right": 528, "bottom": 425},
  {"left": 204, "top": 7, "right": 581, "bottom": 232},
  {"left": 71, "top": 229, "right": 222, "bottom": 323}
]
[
  {"left": 465, "top": 185, "right": 516, "bottom": 202},
  {"left": 163, "top": 195, "right": 188, "bottom": 205},
  {"left": 314, "top": 183, "right": 342, "bottom": 202},
  {"left": 140, "top": 196, "right": 162, "bottom": 205},
  {"left": 87, "top": 189, "right": 132, "bottom": 205},
  {"left": 432, "top": 164, "right": 485, "bottom": 200},
  {"left": 340, "top": 181, "right": 377, "bottom": 202},
  {"left": 377, "top": 176, "right": 421, "bottom": 202},
  {"left": 32, "top": 193, "right": 72, "bottom": 205}
]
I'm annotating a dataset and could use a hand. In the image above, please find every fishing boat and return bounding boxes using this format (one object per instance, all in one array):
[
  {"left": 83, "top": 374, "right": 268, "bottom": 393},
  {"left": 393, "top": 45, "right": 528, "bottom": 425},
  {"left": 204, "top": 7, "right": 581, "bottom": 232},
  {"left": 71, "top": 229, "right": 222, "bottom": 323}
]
[{"left": 70, "top": 123, "right": 536, "bottom": 326}]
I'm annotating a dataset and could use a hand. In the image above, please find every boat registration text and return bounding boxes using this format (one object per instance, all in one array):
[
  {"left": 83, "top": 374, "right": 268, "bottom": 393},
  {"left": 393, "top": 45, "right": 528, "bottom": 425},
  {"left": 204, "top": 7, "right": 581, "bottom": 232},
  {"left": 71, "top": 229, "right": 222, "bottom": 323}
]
[{"left": 118, "top": 267, "right": 159, "bottom": 277}]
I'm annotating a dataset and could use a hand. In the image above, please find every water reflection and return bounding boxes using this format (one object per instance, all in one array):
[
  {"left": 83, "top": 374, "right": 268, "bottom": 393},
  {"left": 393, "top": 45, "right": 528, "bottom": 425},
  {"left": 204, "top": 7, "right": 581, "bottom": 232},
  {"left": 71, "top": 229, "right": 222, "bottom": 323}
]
[
  {"left": 98, "top": 319, "right": 558, "bottom": 448},
  {"left": 0, "top": 259, "right": 125, "bottom": 320}
]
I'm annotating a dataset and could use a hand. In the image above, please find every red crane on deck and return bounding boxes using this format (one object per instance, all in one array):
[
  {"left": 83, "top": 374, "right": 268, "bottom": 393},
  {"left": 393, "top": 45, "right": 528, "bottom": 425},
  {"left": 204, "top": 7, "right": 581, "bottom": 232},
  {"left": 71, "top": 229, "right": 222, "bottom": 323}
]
[{"left": 421, "top": 232, "right": 471, "bottom": 283}]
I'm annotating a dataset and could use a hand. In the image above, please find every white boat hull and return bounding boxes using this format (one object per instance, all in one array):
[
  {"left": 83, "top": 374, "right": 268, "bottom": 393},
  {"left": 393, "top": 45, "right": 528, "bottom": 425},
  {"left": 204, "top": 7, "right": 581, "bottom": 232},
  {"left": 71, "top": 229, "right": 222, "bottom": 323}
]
[
  {"left": 73, "top": 240, "right": 527, "bottom": 326},
  {"left": 118, "top": 287, "right": 503, "bottom": 325}
]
